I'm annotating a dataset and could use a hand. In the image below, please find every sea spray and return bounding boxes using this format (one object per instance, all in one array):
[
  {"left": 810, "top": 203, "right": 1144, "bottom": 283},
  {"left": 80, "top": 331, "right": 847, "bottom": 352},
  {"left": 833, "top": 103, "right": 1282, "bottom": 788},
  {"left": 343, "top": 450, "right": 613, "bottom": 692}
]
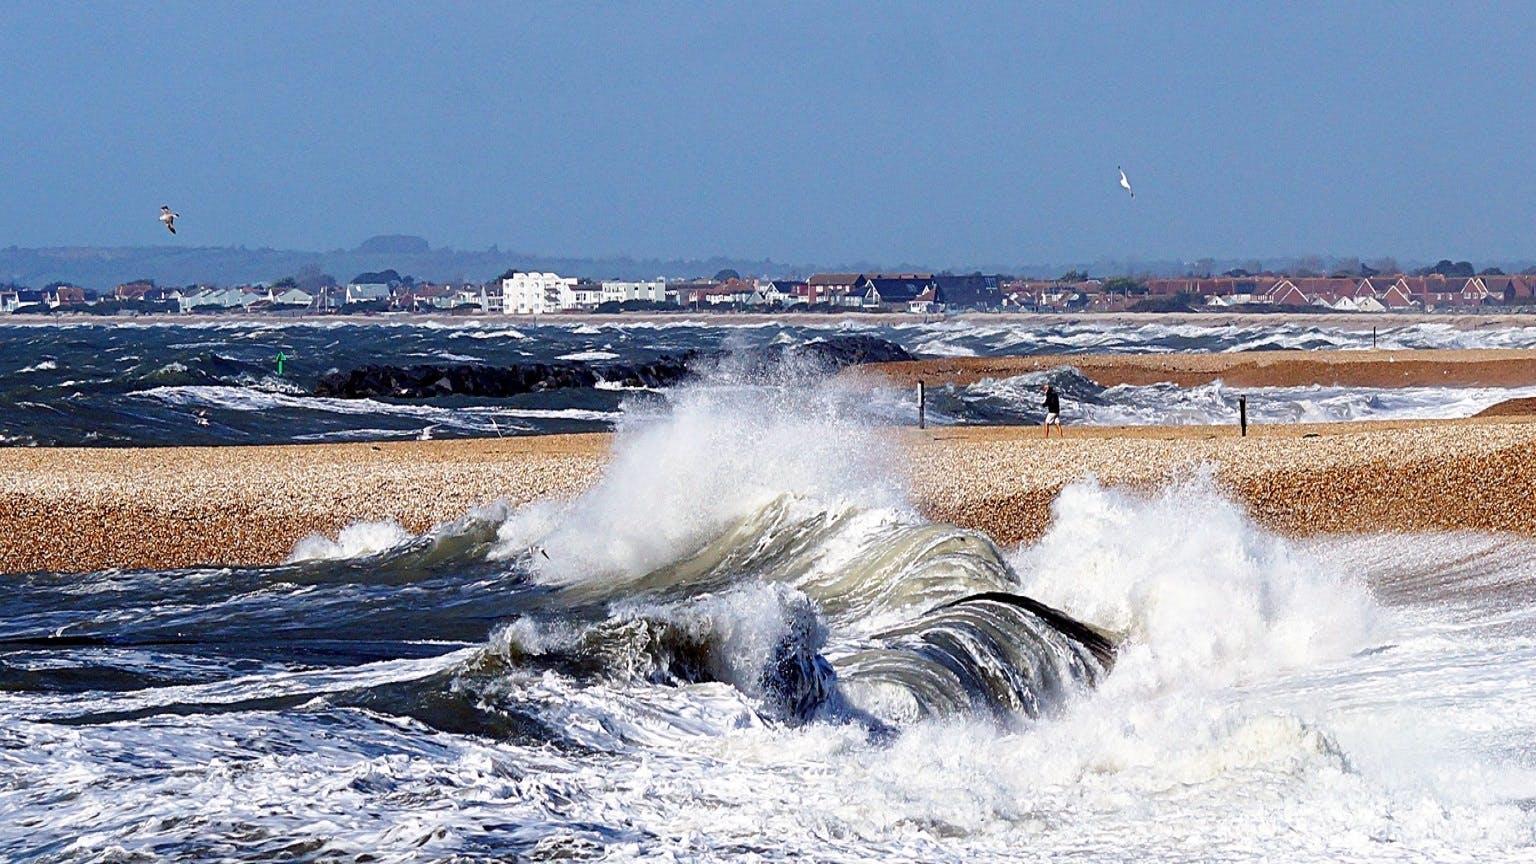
[
  {"left": 494, "top": 373, "right": 908, "bottom": 586},
  {"left": 1011, "top": 470, "right": 1379, "bottom": 688},
  {"left": 287, "top": 519, "right": 413, "bottom": 562}
]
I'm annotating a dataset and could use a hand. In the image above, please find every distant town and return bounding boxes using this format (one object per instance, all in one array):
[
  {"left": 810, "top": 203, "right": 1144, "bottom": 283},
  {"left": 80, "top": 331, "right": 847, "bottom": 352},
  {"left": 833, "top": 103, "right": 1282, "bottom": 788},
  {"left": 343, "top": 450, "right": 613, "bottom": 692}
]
[{"left": 4, "top": 260, "right": 1535, "bottom": 317}]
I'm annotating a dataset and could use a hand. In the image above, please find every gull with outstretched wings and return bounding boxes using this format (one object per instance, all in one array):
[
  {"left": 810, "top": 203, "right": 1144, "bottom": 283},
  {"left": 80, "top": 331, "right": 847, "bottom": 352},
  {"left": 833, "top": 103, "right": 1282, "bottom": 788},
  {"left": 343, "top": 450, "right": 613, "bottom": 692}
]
[
  {"left": 1117, "top": 167, "right": 1134, "bottom": 199},
  {"left": 159, "top": 205, "right": 179, "bottom": 234}
]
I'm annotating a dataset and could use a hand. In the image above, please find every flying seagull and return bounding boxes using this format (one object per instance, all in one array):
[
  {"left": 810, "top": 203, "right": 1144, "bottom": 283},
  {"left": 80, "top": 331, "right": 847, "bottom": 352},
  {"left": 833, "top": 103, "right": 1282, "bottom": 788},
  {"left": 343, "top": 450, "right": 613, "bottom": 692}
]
[
  {"left": 159, "top": 205, "right": 178, "bottom": 234},
  {"left": 1117, "top": 166, "right": 1134, "bottom": 199}
]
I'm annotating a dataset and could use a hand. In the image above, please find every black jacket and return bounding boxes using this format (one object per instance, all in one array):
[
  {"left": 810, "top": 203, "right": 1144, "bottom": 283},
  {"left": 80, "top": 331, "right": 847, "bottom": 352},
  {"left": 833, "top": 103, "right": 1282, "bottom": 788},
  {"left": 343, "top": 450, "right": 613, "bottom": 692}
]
[{"left": 1042, "top": 388, "right": 1060, "bottom": 413}]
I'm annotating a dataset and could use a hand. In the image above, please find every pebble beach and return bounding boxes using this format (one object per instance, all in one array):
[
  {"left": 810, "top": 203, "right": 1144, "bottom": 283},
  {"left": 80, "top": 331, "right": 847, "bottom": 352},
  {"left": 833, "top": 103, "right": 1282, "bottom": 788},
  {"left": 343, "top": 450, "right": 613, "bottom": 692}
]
[{"left": 4, "top": 347, "right": 1535, "bottom": 574}]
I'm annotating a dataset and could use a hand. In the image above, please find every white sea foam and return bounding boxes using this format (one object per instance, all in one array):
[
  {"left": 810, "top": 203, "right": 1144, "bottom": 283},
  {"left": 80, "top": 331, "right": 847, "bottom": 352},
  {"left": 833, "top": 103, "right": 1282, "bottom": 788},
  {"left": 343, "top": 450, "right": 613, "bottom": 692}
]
[
  {"left": 286, "top": 520, "right": 413, "bottom": 561},
  {"left": 558, "top": 349, "right": 620, "bottom": 361},
  {"left": 462, "top": 327, "right": 528, "bottom": 340},
  {"left": 966, "top": 374, "right": 1536, "bottom": 426},
  {"left": 494, "top": 377, "right": 906, "bottom": 585},
  {"left": 138, "top": 384, "right": 618, "bottom": 426},
  {"left": 1014, "top": 473, "right": 1379, "bottom": 684}
]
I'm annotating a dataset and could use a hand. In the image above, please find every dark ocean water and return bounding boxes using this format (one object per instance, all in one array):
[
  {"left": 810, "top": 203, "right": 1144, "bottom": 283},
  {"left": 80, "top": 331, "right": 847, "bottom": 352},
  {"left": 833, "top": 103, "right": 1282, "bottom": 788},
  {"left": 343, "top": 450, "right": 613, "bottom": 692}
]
[{"left": 4, "top": 317, "right": 1536, "bottom": 447}]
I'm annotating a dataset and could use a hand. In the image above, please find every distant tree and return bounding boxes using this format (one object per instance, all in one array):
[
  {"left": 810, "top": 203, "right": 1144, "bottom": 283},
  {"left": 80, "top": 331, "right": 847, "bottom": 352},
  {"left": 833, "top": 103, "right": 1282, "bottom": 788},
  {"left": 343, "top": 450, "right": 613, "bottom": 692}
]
[
  {"left": 1331, "top": 257, "right": 1363, "bottom": 277},
  {"left": 1413, "top": 259, "right": 1475, "bottom": 278},
  {"left": 496, "top": 268, "right": 521, "bottom": 281},
  {"left": 713, "top": 268, "right": 741, "bottom": 282},
  {"left": 271, "top": 276, "right": 298, "bottom": 289},
  {"left": 1293, "top": 256, "right": 1325, "bottom": 278},
  {"left": 1222, "top": 268, "right": 1252, "bottom": 278},
  {"left": 296, "top": 263, "right": 335, "bottom": 292},
  {"left": 1479, "top": 267, "right": 1506, "bottom": 276},
  {"left": 349, "top": 269, "right": 402, "bottom": 285},
  {"left": 356, "top": 235, "right": 430, "bottom": 255},
  {"left": 1057, "top": 269, "right": 1089, "bottom": 283},
  {"left": 1359, "top": 261, "right": 1380, "bottom": 277},
  {"left": 1367, "top": 257, "right": 1400, "bottom": 275},
  {"left": 1102, "top": 276, "right": 1144, "bottom": 296}
]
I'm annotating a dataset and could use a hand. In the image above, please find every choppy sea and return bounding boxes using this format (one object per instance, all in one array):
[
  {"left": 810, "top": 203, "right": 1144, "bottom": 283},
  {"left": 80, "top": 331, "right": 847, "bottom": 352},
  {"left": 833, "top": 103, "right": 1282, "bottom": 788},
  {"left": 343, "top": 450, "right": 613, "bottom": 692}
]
[
  {"left": 2, "top": 317, "right": 1535, "bottom": 861},
  {"left": 4, "top": 317, "right": 1536, "bottom": 446}
]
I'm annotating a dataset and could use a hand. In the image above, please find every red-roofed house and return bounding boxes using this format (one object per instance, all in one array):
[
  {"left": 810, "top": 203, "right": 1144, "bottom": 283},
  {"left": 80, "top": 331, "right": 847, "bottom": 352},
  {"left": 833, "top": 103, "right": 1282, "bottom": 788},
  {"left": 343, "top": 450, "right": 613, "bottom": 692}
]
[
  {"left": 806, "top": 273, "right": 866, "bottom": 307},
  {"left": 1265, "top": 279, "right": 1309, "bottom": 306}
]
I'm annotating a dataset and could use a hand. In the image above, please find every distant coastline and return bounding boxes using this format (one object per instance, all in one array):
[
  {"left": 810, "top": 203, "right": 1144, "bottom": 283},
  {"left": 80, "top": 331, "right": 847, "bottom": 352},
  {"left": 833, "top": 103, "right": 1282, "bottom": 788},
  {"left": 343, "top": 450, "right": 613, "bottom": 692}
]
[{"left": 4, "top": 309, "right": 1536, "bottom": 328}]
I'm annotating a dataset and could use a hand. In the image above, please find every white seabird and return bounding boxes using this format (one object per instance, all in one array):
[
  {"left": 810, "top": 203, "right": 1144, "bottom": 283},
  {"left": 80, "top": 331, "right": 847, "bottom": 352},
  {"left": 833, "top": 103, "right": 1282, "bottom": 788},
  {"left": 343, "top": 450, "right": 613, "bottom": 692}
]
[
  {"left": 1118, "top": 166, "right": 1134, "bottom": 199},
  {"left": 159, "top": 205, "right": 179, "bottom": 234}
]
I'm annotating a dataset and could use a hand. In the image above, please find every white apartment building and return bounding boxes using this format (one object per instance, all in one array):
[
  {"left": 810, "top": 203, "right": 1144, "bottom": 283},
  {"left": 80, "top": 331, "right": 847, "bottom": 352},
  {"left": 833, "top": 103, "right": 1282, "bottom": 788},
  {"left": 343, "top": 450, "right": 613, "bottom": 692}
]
[
  {"left": 501, "top": 272, "right": 577, "bottom": 315},
  {"left": 599, "top": 279, "right": 668, "bottom": 305}
]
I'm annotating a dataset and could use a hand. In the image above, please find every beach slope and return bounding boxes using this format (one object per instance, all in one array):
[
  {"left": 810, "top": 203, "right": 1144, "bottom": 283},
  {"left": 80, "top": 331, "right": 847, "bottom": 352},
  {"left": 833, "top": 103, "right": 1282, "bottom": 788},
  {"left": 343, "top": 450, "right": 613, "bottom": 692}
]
[{"left": 3, "top": 416, "right": 1535, "bottom": 574}]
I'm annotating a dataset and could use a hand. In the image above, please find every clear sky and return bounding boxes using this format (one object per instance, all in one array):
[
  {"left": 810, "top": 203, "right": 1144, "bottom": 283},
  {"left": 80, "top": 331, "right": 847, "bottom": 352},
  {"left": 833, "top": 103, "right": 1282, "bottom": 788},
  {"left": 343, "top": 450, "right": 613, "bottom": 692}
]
[{"left": 4, "top": 2, "right": 1533, "bottom": 268}]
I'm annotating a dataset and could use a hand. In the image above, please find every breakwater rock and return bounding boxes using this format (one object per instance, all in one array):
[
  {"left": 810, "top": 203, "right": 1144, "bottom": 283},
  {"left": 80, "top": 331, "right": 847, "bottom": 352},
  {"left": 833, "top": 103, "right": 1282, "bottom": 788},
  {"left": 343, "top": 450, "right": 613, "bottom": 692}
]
[
  {"left": 312, "top": 335, "right": 912, "bottom": 399},
  {"left": 756, "top": 333, "right": 914, "bottom": 368},
  {"left": 314, "top": 355, "right": 696, "bottom": 399}
]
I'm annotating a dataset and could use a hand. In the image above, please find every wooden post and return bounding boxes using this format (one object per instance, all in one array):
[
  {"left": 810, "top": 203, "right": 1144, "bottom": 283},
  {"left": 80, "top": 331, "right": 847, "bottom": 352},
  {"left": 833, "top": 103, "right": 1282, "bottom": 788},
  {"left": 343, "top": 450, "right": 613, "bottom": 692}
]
[
  {"left": 1239, "top": 395, "right": 1248, "bottom": 437},
  {"left": 918, "top": 380, "right": 926, "bottom": 429},
  {"left": 1372, "top": 326, "right": 1377, "bottom": 349}
]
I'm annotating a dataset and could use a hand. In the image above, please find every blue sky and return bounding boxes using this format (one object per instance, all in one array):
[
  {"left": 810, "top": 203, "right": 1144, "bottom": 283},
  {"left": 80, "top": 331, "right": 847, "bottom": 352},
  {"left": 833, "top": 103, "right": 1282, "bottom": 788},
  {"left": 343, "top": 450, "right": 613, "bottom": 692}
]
[{"left": 4, "top": 2, "right": 1533, "bottom": 268}]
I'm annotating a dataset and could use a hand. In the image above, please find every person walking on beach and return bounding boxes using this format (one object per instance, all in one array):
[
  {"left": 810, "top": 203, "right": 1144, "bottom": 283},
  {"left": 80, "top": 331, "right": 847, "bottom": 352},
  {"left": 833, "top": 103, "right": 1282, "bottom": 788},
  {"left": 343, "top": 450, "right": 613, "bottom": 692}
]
[{"left": 1041, "top": 383, "right": 1063, "bottom": 438}]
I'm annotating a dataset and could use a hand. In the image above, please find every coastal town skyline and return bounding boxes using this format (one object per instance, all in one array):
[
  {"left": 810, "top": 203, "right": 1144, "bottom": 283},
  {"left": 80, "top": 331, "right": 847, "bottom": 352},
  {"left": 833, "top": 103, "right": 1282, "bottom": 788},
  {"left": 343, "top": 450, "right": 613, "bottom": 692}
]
[
  {"left": 6, "top": 5, "right": 1536, "bottom": 264},
  {"left": 4, "top": 235, "right": 1534, "bottom": 296},
  {"left": 7, "top": 261, "right": 1532, "bottom": 318}
]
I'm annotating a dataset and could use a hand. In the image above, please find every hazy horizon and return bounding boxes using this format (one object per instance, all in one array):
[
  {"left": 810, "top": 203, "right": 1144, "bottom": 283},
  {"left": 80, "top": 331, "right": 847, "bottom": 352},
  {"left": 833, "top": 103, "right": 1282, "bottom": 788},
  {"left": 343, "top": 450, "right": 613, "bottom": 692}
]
[{"left": 6, "top": 4, "right": 1535, "bottom": 265}]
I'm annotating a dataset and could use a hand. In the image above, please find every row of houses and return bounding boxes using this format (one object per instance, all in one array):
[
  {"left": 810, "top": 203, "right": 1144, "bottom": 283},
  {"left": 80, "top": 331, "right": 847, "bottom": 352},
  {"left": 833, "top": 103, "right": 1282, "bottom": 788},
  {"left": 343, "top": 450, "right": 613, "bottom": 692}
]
[
  {"left": 0, "top": 285, "right": 89, "bottom": 312},
  {"left": 495, "top": 271, "right": 1003, "bottom": 313},
  {"left": 0, "top": 281, "right": 495, "bottom": 314},
  {"left": 1003, "top": 274, "right": 1536, "bottom": 312},
  {"left": 659, "top": 272, "right": 1004, "bottom": 312},
  {"left": 7, "top": 271, "right": 1534, "bottom": 317}
]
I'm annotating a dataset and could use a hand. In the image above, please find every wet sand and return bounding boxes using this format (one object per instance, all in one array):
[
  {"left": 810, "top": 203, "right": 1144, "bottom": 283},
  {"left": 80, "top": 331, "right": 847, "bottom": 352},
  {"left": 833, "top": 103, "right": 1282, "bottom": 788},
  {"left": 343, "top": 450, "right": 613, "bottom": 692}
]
[{"left": 4, "top": 346, "right": 1536, "bottom": 574}]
